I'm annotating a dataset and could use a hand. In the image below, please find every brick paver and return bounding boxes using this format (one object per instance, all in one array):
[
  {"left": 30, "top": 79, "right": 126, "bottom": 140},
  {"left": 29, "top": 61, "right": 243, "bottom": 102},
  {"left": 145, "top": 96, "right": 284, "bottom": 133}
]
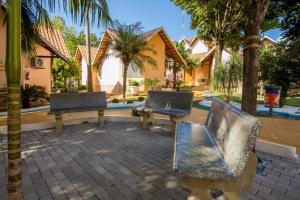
[{"left": 0, "top": 122, "right": 299, "bottom": 200}]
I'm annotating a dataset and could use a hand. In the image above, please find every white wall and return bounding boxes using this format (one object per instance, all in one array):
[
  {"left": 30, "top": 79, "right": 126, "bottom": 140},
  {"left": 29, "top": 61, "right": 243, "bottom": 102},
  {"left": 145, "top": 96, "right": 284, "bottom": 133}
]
[
  {"left": 211, "top": 50, "right": 231, "bottom": 73},
  {"left": 191, "top": 40, "right": 209, "bottom": 54},
  {"left": 100, "top": 48, "right": 123, "bottom": 93},
  {"left": 81, "top": 58, "right": 88, "bottom": 86}
]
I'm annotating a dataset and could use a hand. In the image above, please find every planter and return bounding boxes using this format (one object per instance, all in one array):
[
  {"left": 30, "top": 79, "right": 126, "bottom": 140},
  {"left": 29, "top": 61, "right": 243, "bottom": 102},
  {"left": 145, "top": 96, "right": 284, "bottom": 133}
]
[
  {"left": 129, "top": 86, "right": 139, "bottom": 96},
  {"left": 29, "top": 100, "right": 48, "bottom": 108}
]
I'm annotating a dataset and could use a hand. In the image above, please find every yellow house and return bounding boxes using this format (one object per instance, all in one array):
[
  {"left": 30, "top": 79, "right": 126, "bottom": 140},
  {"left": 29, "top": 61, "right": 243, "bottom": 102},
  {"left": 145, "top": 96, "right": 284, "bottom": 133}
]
[
  {"left": 0, "top": 5, "right": 70, "bottom": 94},
  {"left": 75, "top": 27, "right": 185, "bottom": 93},
  {"left": 182, "top": 36, "right": 231, "bottom": 87}
]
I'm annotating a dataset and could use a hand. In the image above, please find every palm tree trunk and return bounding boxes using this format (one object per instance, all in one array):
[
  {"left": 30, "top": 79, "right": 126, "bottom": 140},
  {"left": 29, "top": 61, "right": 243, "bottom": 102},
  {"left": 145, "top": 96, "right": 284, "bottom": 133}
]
[
  {"left": 6, "top": 1, "right": 22, "bottom": 199},
  {"left": 173, "top": 71, "right": 177, "bottom": 89},
  {"left": 85, "top": 8, "right": 93, "bottom": 92},
  {"left": 122, "top": 65, "right": 129, "bottom": 103}
]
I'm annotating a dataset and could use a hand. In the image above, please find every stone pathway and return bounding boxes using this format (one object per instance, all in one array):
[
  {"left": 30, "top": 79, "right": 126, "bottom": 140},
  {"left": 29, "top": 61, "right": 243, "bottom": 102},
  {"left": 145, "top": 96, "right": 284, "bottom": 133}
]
[{"left": 0, "top": 122, "right": 299, "bottom": 200}]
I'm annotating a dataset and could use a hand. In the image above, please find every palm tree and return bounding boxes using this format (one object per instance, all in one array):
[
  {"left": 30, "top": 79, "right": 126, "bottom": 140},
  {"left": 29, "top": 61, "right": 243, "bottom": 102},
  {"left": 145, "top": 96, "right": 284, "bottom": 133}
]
[
  {"left": 167, "top": 41, "right": 198, "bottom": 89},
  {"left": 5, "top": 1, "right": 22, "bottom": 199},
  {"left": 20, "top": 0, "right": 54, "bottom": 54},
  {"left": 65, "top": 0, "right": 111, "bottom": 92},
  {"left": 3, "top": 1, "right": 59, "bottom": 199},
  {"left": 108, "top": 21, "right": 157, "bottom": 102}
]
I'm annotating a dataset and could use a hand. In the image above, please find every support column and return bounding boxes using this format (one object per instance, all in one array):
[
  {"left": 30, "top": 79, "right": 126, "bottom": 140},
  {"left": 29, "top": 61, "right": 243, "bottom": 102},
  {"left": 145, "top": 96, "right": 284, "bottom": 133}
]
[
  {"left": 140, "top": 111, "right": 155, "bottom": 127},
  {"left": 55, "top": 114, "right": 63, "bottom": 131},
  {"left": 98, "top": 110, "right": 105, "bottom": 127},
  {"left": 183, "top": 153, "right": 257, "bottom": 200}
]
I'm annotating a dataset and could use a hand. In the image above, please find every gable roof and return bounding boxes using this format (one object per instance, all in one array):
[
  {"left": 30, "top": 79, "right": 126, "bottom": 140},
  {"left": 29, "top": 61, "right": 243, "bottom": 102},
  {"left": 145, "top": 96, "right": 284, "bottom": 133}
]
[
  {"left": 74, "top": 45, "right": 98, "bottom": 64},
  {"left": 261, "top": 36, "right": 276, "bottom": 46},
  {"left": 89, "top": 27, "right": 186, "bottom": 67},
  {"left": 38, "top": 26, "right": 70, "bottom": 63},
  {"left": 1, "top": 4, "right": 70, "bottom": 63}
]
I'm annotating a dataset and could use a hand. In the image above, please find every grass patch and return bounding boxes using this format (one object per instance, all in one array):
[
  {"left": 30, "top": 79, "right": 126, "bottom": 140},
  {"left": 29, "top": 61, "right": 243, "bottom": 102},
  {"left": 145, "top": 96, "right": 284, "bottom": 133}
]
[{"left": 213, "top": 94, "right": 300, "bottom": 107}]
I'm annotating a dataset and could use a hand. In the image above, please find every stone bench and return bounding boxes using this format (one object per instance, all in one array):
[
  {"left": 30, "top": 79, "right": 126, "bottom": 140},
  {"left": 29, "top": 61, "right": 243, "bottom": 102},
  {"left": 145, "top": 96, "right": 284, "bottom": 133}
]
[
  {"left": 50, "top": 92, "right": 107, "bottom": 131},
  {"left": 173, "top": 98, "right": 261, "bottom": 199},
  {"left": 137, "top": 91, "right": 194, "bottom": 133}
]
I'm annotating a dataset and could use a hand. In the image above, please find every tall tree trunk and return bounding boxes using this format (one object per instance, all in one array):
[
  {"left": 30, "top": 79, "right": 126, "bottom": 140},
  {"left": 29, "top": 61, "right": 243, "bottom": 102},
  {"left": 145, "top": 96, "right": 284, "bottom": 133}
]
[
  {"left": 241, "top": 0, "right": 270, "bottom": 115},
  {"left": 63, "top": 76, "right": 67, "bottom": 91},
  {"left": 122, "top": 64, "right": 129, "bottom": 103},
  {"left": 6, "top": 1, "right": 22, "bottom": 199},
  {"left": 85, "top": 9, "right": 93, "bottom": 92},
  {"left": 214, "top": 40, "right": 223, "bottom": 71}
]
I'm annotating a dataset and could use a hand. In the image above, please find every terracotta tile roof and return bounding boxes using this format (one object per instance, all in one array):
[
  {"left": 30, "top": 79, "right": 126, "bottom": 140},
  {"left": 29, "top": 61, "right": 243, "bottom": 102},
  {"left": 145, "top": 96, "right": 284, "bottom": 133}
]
[
  {"left": 75, "top": 45, "right": 98, "bottom": 63},
  {"left": 38, "top": 26, "right": 70, "bottom": 62},
  {"left": 89, "top": 27, "right": 186, "bottom": 67}
]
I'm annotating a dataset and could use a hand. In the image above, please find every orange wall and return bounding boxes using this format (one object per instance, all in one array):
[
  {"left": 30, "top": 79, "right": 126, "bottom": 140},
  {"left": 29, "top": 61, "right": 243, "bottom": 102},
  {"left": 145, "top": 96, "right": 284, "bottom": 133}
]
[
  {"left": 0, "top": 9, "right": 53, "bottom": 93},
  {"left": 143, "top": 34, "right": 166, "bottom": 88},
  {"left": 21, "top": 45, "right": 53, "bottom": 93},
  {"left": 185, "top": 60, "right": 210, "bottom": 86}
]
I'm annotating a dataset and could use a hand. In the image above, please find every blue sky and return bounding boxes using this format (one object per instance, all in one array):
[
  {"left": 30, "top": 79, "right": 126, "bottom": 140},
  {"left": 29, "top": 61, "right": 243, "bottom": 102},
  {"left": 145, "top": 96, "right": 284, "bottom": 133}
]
[{"left": 50, "top": 0, "right": 282, "bottom": 41}]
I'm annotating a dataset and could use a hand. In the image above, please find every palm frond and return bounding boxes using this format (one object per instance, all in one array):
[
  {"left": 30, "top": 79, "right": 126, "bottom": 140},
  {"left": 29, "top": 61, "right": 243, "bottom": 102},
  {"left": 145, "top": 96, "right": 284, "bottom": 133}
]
[
  {"left": 64, "top": 0, "right": 112, "bottom": 27},
  {"left": 21, "top": 0, "right": 53, "bottom": 55}
]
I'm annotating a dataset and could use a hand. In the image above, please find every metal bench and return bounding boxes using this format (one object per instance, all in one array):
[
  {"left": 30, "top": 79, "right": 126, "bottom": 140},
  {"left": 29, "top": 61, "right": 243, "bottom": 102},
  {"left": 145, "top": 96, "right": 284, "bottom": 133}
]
[
  {"left": 137, "top": 91, "right": 194, "bottom": 133},
  {"left": 50, "top": 92, "right": 107, "bottom": 131},
  {"left": 173, "top": 98, "right": 261, "bottom": 199}
]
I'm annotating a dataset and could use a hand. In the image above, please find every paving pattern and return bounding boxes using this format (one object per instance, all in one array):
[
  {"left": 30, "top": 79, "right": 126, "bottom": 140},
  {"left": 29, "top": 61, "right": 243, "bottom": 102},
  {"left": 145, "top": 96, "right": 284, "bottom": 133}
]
[{"left": 0, "top": 122, "right": 299, "bottom": 200}]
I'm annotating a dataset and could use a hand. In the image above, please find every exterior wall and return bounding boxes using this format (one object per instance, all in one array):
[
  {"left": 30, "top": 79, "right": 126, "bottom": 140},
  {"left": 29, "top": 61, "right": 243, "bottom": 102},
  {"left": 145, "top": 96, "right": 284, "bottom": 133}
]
[
  {"left": 194, "top": 61, "right": 210, "bottom": 86},
  {"left": 96, "top": 34, "right": 166, "bottom": 93},
  {"left": 211, "top": 50, "right": 231, "bottom": 74},
  {"left": 191, "top": 40, "right": 209, "bottom": 54},
  {"left": 0, "top": 9, "right": 53, "bottom": 93},
  {"left": 99, "top": 48, "right": 123, "bottom": 93},
  {"left": 185, "top": 60, "right": 210, "bottom": 86},
  {"left": 21, "top": 45, "right": 53, "bottom": 93},
  {"left": 81, "top": 58, "right": 88, "bottom": 86},
  {"left": 143, "top": 34, "right": 166, "bottom": 89}
]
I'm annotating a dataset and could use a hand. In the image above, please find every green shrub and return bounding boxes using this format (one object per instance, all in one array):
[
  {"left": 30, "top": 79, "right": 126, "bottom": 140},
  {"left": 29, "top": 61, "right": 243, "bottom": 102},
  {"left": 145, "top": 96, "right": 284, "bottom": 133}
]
[
  {"left": 129, "top": 80, "right": 140, "bottom": 86},
  {"left": 137, "top": 96, "right": 145, "bottom": 101},
  {"left": 21, "top": 84, "right": 48, "bottom": 108},
  {"left": 126, "top": 100, "right": 134, "bottom": 104},
  {"left": 111, "top": 98, "right": 120, "bottom": 103},
  {"left": 78, "top": 85, "right": 87, "bottom": 91}
]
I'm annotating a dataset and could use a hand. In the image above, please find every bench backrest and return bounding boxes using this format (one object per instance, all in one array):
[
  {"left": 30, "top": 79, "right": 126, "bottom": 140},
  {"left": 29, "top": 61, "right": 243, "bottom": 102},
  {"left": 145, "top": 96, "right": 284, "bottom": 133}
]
[
  {"left": 205, "top": 98, "right": 261, "bottom": 178},
  {"left": 145, "top": 91, "right": 194, "bottom": 112},
  {"left": 50, "top": 92, "right": 107, "bottom": 114}
]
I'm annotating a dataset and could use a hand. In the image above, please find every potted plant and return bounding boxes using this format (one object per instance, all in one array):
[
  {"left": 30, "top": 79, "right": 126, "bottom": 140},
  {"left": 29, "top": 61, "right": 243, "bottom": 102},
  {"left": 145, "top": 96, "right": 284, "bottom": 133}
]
[
  {"left": 143, "top": 78, "right": 161, "bottom": 90},
  {"left": 129, "top": 80, "right": 140, "bottom": 96},
  {"left": 21, "top": 84, "right": 48, "bottom": 108}
]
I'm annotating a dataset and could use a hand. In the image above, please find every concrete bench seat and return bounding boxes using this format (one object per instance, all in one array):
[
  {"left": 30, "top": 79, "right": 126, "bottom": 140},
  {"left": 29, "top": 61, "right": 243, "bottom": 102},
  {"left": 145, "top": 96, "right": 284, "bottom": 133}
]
[
  {"left": 142, "top": 108, "right": 190, "bottom": 117},
  {"left": 137, "top": 91, "right": 193, "bottom": 133},
  {"left": 50, "top": 92, "right": 107, "bottom": 130},
  {"left": 174, "top": 122, "right": 233, "bottom": 180},
  {"left": 173, "top": 98, "right": 262, "bottom": 199}
]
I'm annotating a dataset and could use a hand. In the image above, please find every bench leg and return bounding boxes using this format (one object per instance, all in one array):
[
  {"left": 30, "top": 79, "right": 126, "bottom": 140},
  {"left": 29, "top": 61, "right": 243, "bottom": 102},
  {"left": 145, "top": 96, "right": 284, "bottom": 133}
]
[
  {"left": 140, "top": 111, "right": 155, "bottom": 127},
  {"left": 55, "top": 114, "right": 63, "bottom": 131},
  {"left": 98, "top": 110, "right": 105, "bottom": 127},
  {"left": 187, "top": 188, "right": 213, "bottom": 200},
  {"left": 182, "top": 153, "right": 258, "bottom": 200},
  {"left": 170, "top": 116, "right": 184, "bottom": 136}
]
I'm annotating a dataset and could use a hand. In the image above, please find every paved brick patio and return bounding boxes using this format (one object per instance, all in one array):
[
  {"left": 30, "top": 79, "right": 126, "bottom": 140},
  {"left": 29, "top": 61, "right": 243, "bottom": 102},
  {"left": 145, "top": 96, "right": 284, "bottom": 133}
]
[{"left": 0, "top": 122, "right": 299, "bottom": 200}]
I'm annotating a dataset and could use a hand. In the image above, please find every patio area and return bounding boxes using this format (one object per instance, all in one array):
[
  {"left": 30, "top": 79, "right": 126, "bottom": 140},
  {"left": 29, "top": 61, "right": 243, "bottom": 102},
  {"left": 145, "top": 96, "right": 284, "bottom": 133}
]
[{"left": 0, "top": 122, "right": 299, "bottom": 200}]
